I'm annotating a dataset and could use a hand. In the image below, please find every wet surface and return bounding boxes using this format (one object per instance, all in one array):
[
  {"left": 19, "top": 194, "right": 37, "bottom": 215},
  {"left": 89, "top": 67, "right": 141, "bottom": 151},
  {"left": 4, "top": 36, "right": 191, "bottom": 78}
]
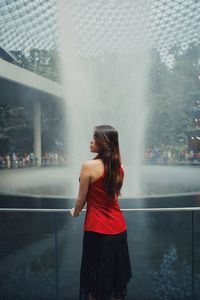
[{"left": 0, "top": 165, "right": 200, "bottom": 197}]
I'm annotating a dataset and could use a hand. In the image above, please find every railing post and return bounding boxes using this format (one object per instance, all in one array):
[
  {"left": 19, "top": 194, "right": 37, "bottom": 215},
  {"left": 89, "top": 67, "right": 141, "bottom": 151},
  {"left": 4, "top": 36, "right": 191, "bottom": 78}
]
[
  {"left": 191, "top": 211, "right": 195, "bottom": 300},
  {"left": 55, "top": 212, "right": 59, "bottom": 299}
]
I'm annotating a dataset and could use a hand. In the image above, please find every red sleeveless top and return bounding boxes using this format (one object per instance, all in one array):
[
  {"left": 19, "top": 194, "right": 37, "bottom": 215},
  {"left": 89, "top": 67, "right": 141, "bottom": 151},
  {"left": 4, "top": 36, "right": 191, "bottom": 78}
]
[{"left": 84, "top": 166, "right": 127, "bottom": 234}]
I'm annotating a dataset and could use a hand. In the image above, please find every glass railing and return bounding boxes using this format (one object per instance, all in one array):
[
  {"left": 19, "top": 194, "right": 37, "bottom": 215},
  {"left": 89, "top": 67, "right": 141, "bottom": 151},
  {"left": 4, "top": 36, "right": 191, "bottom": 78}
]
[{"left": 0, "top": 193, "right": 200, "bottom": 300}]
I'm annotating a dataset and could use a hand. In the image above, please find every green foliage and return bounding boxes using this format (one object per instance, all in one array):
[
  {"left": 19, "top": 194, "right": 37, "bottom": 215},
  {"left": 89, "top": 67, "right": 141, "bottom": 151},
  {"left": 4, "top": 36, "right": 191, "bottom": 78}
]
[
  {"left": 0, "top": 104, "right": 33, "bottom": 153},
  {"left": 10, "top": 48, "right": 61, "bottom": 82},
  {"left": 146, "top": 44, "right": 200, "bottom": 148},
  {"left": 0, "top": 104, "right": 10, "bottom": 142}
]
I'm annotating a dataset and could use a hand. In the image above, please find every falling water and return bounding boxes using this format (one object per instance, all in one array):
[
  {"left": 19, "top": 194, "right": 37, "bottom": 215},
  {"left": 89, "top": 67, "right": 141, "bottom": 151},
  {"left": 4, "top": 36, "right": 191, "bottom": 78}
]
[{"left": 56, "top": 0, "right": 150, "bottom": 196}]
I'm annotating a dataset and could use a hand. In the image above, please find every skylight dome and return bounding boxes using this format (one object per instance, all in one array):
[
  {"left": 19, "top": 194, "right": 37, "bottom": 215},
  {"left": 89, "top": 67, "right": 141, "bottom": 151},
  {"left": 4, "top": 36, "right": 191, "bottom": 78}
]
[{"left": 0, "top": 0, "right": 199, "bottom": 66}]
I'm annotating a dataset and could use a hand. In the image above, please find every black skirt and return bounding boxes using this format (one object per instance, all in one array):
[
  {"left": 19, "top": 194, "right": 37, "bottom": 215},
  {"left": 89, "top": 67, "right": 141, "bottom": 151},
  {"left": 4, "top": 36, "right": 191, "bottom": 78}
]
[{"left": 79, "top": 230, "right": 132, "bottom": 300}]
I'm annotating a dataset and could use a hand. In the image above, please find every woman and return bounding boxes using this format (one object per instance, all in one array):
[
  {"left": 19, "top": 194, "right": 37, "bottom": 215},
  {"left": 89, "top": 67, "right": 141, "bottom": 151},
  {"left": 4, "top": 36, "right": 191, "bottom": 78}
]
[{"left": 70, "top": 125, "right": 132, "bottom": 300}]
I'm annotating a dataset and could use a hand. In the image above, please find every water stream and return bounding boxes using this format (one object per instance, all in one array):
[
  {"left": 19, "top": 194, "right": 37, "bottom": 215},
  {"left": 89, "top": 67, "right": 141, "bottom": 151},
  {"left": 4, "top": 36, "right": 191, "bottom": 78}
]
[{"left": 56, "top": 0, "right": 150, "bottom": 196}]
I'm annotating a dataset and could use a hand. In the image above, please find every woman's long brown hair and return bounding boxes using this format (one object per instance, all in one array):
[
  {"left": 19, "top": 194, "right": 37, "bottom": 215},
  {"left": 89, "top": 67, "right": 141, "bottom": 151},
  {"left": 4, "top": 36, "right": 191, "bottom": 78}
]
[{"left": 93, "top": 125, "right": 123, "bottom": 198}]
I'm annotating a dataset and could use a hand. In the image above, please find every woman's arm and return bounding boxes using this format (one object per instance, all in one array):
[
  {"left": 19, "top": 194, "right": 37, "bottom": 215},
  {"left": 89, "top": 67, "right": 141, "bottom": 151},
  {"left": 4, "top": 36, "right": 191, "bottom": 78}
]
[{"left": 70, "top": 162, "right": 91, "bottom": 217}]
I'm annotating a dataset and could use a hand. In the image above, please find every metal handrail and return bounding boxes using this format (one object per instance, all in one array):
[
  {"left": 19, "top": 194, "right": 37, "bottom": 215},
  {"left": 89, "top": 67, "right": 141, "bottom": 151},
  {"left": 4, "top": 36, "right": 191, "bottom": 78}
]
[{"left": 0, "top": 207, "right": 200, "bottom": 212}]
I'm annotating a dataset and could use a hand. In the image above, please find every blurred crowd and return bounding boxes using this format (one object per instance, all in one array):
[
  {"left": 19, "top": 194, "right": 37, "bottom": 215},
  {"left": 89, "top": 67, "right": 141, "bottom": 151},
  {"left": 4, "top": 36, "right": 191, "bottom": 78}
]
[
  {"left": 0, "top": 151, "right": 68, "bottom": 169},
  {"left": 144, "top": 146, "right": 200, "bottom": 165},
  {"left": 1, "top": 146, "right": 200, "bottom": 169}
]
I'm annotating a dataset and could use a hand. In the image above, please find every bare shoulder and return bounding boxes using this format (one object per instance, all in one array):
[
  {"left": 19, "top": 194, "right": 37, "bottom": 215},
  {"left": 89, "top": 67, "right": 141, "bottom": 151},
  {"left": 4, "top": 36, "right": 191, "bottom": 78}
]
[
  {"left": 79, "top": 161, "right": 93, "bottom": 179},
  {"left": 82, "top": 159, "right": 104, "bottom": 180},
  {"left": 83, "top": 159, "right": 102, "bottom": 168}
]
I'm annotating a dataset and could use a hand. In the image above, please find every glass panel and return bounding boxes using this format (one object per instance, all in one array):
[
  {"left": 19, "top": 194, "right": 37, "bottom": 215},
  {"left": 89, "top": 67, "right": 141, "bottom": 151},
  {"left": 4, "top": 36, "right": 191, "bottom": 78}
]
[
  {"left": 56, "top": 213, "right": 83, "bottom": 300},
  {"left": 127, "top": 211, "right": 192, "bottom": 299},
  {"left": 194, "top": 211, "right": 200, "bottom": 298},
  {"left": 0, "top": 212, "right": 57, "bottom": 300}
]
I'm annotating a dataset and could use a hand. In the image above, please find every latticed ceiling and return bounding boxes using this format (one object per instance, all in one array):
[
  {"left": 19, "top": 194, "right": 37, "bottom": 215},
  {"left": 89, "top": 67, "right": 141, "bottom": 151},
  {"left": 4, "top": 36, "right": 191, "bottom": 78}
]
[{"left": 0, "top": 0, "right": 200, "bottom": 66}]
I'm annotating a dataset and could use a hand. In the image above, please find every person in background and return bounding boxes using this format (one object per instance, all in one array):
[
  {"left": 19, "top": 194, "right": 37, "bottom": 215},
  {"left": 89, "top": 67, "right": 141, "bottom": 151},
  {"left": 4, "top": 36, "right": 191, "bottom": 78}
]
[
  {"left": 70, "top": 125, "right": 132, "bottom": 300},
  {"left": 0, "top": 155, "right": 4, "bottom": 169},
  {"left": 6, "top": 154, "right": 11, "bottom": 169}
]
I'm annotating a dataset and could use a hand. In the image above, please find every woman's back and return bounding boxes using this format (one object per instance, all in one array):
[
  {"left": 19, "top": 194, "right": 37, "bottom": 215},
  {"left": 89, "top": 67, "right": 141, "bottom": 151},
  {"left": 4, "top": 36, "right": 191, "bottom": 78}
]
[{"left": 84, "top": 161, "right": 127, "bottom": 234}]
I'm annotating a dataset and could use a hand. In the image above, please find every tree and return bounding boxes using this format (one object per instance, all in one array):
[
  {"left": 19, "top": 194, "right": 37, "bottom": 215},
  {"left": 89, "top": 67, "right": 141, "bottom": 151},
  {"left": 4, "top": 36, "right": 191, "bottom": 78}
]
[
  {"left": 146, "top": 43, "right": 200, "bottom": 149},
  {"left": 10, "top": 48, "right": 61, "bottom": 82},
  {"left": 0, "top": 104, "right": 33, "bottom": 153},
  {"left": 0, "top": 104, "right": 10, "bottom": 151}
]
